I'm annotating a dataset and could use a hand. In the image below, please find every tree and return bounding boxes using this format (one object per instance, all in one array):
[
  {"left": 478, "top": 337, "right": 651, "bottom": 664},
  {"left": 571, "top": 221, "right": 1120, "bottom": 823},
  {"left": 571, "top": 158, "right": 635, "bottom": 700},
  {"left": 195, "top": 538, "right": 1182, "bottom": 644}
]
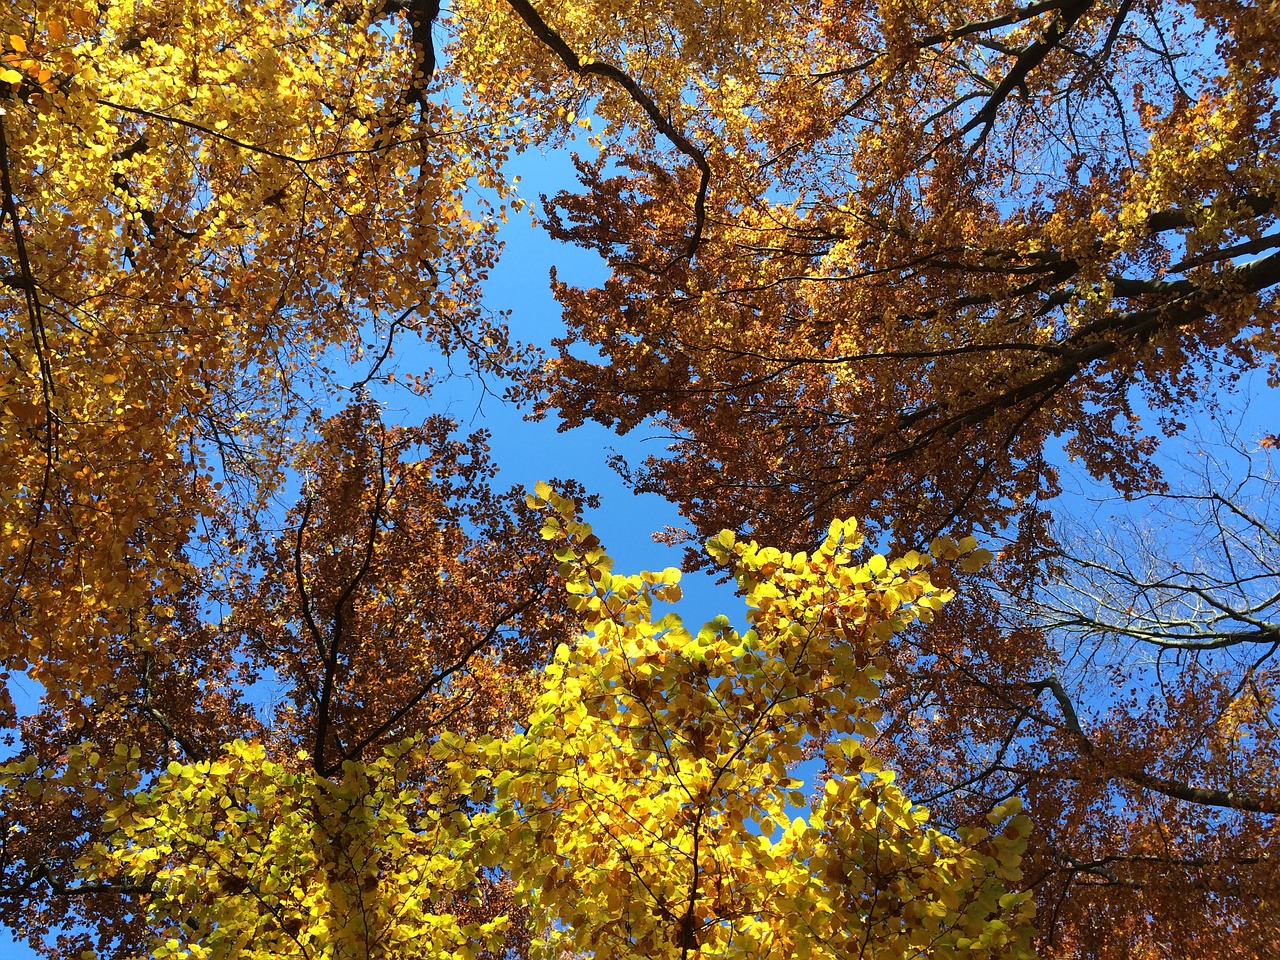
[
  {"left": 2, "top": 0, "right": 1273, "bottom": 956},
  {"left": 1, "top": 483, "right": 1037, "bottom": 959},
  {"left": 0, "top": 0, "right": 529, "bottom": 720},
  {"left": 0, "top": 3, "right": 570, "bottom": 952},
  {"left": 0, "top": 398, "right": 584, "bottom": 957},
  {"left": 532, "top": 0, "right": 1280, "bottom": 560},
  {"left": 511, "top": 0, "right": 1280, "bottom": 953},
  {"left": 0, "top": 0, "right": 1039, "bottom": 956},
  {"left": 994, "top": 428, "right": 1280, "bottom": 955},
  {"left": 0, "top": 2, "right": 552, "bottom": 944}
]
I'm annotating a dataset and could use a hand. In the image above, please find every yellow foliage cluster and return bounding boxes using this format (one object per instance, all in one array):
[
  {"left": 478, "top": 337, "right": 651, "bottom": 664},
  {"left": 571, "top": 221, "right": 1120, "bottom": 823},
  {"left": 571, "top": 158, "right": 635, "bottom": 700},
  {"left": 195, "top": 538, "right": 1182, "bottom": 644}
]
[
  {"left": 0, "top": 0, "right": 520, "bottom": 715},
  {"left": 2, "top": 488, "right": 1032, "bottom": 959},
  {"left": 500, "top": 488, "right": 1034, "bottom": 960}
]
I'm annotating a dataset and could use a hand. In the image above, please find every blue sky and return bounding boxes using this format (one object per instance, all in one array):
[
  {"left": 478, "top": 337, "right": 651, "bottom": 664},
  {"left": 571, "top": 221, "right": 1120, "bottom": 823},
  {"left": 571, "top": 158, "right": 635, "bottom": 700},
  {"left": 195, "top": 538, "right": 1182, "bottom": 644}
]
[{"left": 396, "top": 145, "right": 736, "bottom": 619}]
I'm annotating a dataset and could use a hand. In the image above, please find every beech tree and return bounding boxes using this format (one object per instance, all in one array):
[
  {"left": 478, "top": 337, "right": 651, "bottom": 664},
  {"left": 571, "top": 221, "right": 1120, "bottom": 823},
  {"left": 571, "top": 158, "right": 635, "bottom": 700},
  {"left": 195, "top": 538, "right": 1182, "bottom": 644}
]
[
  {"left": 2, "top": 496, "right": 1039, "bottom": 960},
  {"left": 531, "top": 0, "right": 1280, "bottom": 563},
  {"left": 510, "top": 0, "right": 1280, "bottom": 955},
  {"left": 0, "top": 0, "right": 1037, "bottom": 956},
  {"left": 0, "top": 398, "right": 583, "bottom": 955},
  {"left": 2, "top": 0, "right": 1275, "bottom": 957}
]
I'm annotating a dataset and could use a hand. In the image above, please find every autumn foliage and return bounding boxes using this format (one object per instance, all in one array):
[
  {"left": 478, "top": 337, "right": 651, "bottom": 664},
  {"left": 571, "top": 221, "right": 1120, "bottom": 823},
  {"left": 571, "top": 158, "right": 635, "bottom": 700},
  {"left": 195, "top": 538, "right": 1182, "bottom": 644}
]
[
  {"left": 524, "top": 0, "right": 1280, "bottom": 954},
  {"left": 4, "top": 487, "right": 1036, "bottom": 959},
  {"left": 1, "top": 0, "right": 1278, "bottom": 957}
]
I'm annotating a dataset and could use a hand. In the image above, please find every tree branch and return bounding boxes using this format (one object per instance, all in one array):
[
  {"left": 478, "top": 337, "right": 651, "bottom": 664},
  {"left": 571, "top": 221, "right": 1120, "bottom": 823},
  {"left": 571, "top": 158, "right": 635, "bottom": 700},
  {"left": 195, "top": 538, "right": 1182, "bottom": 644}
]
[
  {"left": 140, "top": 651, "right": 208, "bottom": 761},
  {"left": 1026, "top": 676, "right": 1277, "bottom": 813},
  {"left": 502, "top": 0, "right": 710, "bottom": 258},
  {"left": 316, "top": 435, "right": 388, "bottom": 776},
  {"left": 961, "top": 0, "right": 1096, "bottom": 143}
]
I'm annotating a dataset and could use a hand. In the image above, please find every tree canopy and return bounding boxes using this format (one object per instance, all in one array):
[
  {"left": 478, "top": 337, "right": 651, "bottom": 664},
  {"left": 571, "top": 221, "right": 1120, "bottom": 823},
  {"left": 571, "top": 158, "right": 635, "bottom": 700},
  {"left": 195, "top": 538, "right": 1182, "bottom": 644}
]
[
  {"left": 525, "top": 0, "right": 1280, "bottom": 953},
  {"left": 2, "top": 0, "right": 1277, "bottom": 957}
]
